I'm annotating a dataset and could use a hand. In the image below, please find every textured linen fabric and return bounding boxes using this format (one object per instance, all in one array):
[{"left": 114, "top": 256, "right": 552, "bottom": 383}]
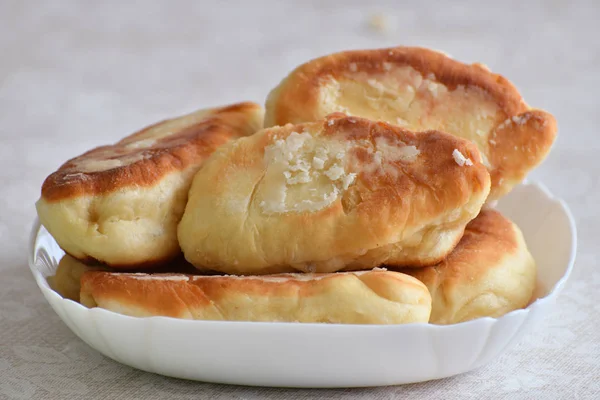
[{"left": 0, "top": 0, "right": 598, "bottom": 399}]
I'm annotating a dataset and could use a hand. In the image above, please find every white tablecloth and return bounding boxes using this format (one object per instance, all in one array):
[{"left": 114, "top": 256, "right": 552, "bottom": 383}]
[{"left": 1, "top": 1, "right": 598, "bottom": 398}]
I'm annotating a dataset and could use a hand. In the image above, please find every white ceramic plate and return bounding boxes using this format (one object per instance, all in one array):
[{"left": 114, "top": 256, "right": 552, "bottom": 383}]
[{"left": 28, "top": 181, "right": 576, "bottom": 388}]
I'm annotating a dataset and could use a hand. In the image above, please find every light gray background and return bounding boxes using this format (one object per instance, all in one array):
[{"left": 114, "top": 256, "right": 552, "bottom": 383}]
[{"left": 1, "top": 1, "right": 598, "bottom": 399}]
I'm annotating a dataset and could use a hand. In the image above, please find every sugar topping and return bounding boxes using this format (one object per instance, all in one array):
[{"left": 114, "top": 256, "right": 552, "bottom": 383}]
[
  {"left": 395, "top": 117, "right": 409, "bottom": 127},
  {"left": 497, "top": 113, "right": 531, "bottom": 130},
  {"left": 312, "top": 155, "right": 325, "bottom": 169},
  {"left": 260, "top": 132, "right": 356, "bottom": 214},
  {"left": 124, "top": 138, "right": 157, "bottom": 149},
  {"left": 374, "top": 137, "right": 420, "bottom": 162},
  {"left": 452, "top": 149, "right": 473, "bottom": 166},
  {"left": 73, "top": 158, "right": 128, "bottom": 173},
  {"left": 511, "top": 114, "right": 531, "bottom": 125},
  {"left": 426, "top": 80, "right": 440, "bottom": 96},
  {"left": 258, "top": 129, "right": 422, "bottom": 214},
  {"left": 367, "top": 79, "right": 387, "bottom": 92},
  {"left": 324, "top": 164, "right": 345, "bottom": 181}
]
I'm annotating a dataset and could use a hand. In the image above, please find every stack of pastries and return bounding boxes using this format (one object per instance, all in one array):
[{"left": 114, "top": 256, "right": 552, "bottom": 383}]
[{"left": 39, "top": 47, "right": 556, "bottom": 325}]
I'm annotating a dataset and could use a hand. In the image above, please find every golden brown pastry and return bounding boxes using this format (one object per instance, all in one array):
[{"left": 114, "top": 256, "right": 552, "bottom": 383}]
[
  {"left": 80, "top": 269, "right": 432, "bottom": 324},
  {"left": 36, "top": 103, "right": 264, "bottom": 268},
  {"left": 178, "top": 113, "right": 490, "bottom": 275},
  {"left": 47, "top": 254, "right": 201, "bottom": 302},
  {"left": 47, "top": 254, "right": 104, "bottom": 302},
  {"left": 265, "top": 46, "right": 557, "bottom": 200},
  {"left": 399, "top": 209, "right": 536, "bottom": 324}
]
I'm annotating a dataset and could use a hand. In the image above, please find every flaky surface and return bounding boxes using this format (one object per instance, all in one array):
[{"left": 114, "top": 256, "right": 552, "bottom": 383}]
[
  {"left": 36, "top": 103, "right": 264, "bottom": 268},
  {"left": 265, "top": 46, "right": 557, "bottom": 200},
  {"left": 80, "top": 269, "right": 431, "bottom": 324},
  {"left": 400, "top": 209, "right": 536, "bottom": 324},
  {"left": 178, "top": 113, "right": 490, "bottom": 274}
]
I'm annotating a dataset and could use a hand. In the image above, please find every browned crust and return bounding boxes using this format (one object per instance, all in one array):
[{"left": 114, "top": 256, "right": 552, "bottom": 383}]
[
  {"left": 397, "top": 209, "right": 518, "bottom": 285},
  {"left": 266, "top": 47, "right": 557, "bottom": 198},
  {"left": 49, "top": 254, "right": 206, "bottom": 301},
  {"left": 489, "top": 109, "right": 557, "bottom": 197},
  {"left": 41, "top": 102, "right": 262, "bottom": 201},
  {"left": 315, "top": 113, "right": 491, "bottom": 228},
  {"left": 222, "top": 112, "right": 490, "bottom": 233},
  {"left": 79, "top": 269, "right": 426, "bottom": 319},
  {"left": 270, "top": 47, "right": 529, "bottom": 124},
  {"left": 178, "top": 112, "right": 490, "bottom": 273}
]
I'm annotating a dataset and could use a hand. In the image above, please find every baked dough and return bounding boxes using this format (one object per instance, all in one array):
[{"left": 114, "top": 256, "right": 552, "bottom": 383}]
[
  {"left": 399, "top": 209, "right": 536, "bottom": 324},
  {"left": 80, "top": 269, "right": 432, "bottom": 324},
  {"left": 47, "top": 254, "right": 104, "bottom": 302},
  {"left": 47, "top": 254, "right": 200, "bottom": 302},
  {"left": 36, "top": 103, "right": 264, "bottom": 268},
  {"left": 178, "top": 113, "right": 490, "bottom": 274},
  {"left": 265, "top": 46, "right": 557, "bottom": 200}
]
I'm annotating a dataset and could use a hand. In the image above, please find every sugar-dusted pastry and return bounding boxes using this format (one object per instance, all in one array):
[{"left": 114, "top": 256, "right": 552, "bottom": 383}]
[
  {"left": 399, "top": 209, "right": 536, "bottom": 324},
  {"left": 178, "top": 113, "right": 490, "bottom": 274},
  {"left": 36, "top": 103, "right": 264, "bottom": 268},
  {"left": 80, "top": 269, "right": 432, "bottom": 324},
  {"left": 265, "top": 46, "right": 557, "bottom": 199}
]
